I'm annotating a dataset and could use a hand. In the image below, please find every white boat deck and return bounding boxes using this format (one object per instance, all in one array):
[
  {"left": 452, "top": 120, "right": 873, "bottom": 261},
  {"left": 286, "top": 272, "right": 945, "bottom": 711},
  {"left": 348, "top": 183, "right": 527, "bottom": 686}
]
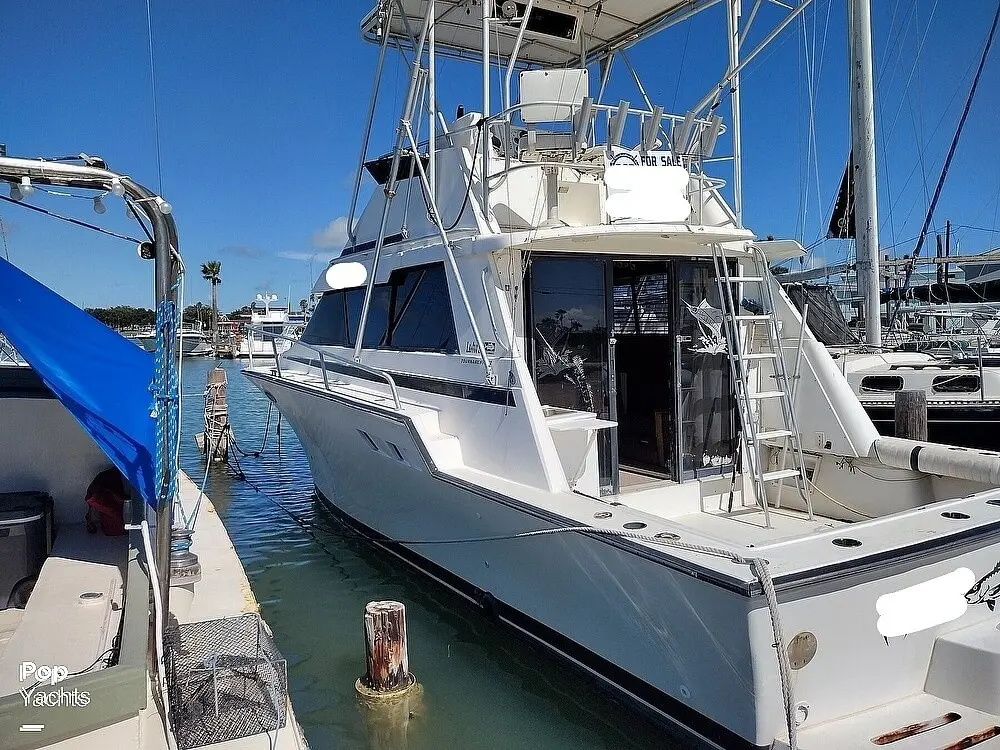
[
  {"left": 791, "top": 691, "right": 1000, "bottom": 750},
  {"left": 28, "top": 472, "right": 308, "bottom": 750}
]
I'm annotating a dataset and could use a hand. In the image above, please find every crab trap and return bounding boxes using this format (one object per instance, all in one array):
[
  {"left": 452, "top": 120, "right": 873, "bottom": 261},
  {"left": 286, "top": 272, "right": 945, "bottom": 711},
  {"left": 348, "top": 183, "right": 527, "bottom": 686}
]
[{"left": 165, "top": 612, "right": 288, "bottom": 749}]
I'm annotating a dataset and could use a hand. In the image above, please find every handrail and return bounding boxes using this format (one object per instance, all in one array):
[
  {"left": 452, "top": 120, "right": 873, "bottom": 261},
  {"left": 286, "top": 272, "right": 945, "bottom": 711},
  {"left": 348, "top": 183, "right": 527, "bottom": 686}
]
[{"left": 246, "top": 325, "right": 402, "bottom": 410}]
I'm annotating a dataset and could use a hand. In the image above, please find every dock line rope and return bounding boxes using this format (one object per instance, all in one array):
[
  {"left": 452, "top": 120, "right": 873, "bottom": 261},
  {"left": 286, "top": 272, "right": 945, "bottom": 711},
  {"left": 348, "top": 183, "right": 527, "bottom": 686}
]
[
  {"left": 394, "top": 525, "right": 798, "bottom": 749},
  {"left": 215, "top": 431, "right": 798, "bottom": 748}
]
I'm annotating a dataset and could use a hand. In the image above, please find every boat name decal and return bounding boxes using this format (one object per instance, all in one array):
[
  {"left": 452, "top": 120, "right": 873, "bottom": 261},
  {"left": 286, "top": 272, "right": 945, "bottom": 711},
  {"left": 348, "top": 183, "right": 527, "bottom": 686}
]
[{"left": 466, "top": 340, "right": 496, "bottom": 356}]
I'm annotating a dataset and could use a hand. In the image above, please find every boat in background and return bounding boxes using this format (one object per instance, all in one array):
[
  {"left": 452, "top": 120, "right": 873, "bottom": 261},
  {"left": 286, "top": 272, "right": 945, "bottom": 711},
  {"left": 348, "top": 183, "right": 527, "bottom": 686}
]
[
  {"left": 124, "top": 320, "right": 214, "bottom": 357},
  {"left": 234, "top": 294, "right": 302, "bottom": 358}
]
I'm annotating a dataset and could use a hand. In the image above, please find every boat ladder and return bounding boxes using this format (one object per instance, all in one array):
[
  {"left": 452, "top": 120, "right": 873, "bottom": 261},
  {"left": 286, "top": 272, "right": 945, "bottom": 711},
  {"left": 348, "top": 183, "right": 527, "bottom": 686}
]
[{"left": 711, "top": 242, "right": 813, "bottom": 527}]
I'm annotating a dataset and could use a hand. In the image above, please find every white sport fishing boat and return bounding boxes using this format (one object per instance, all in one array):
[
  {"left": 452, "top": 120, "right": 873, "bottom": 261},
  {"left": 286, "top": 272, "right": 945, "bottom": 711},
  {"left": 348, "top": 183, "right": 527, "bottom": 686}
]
[
  {"left": 235, "top": 294, "right": 300, "bottom": 358},
  {"left": 248, "top": 2, "right": 1000, "bottom": 747}
]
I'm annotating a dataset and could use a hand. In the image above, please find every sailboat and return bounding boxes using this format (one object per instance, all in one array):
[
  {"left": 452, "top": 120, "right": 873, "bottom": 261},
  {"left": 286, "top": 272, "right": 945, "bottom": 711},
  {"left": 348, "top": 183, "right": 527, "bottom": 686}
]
[
  {"left": 789, "top": 3, "right": 1000, "bottom": 451},
  {"left": 249, "top": 2, "right": 1000, "bottom": 747}
]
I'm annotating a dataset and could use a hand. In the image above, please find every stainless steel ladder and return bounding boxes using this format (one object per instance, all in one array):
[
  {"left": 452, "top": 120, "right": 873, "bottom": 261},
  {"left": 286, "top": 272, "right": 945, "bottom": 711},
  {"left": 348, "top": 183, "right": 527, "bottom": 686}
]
[{"left": 711, "top": 243, "right": 813, "bottom": 527}]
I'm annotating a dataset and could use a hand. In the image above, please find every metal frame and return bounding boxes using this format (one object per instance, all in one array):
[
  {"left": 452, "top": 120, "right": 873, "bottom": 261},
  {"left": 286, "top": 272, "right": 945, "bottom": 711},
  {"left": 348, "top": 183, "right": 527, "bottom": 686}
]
[
  {"left": 247, "top": 326, "right": 401, "bottom": 410},
  {"left": 341, "top": 0, "right": 825, "bottom": 396},
  {"left": 0, "top": 155, "right": 179, "bottom": 634}
]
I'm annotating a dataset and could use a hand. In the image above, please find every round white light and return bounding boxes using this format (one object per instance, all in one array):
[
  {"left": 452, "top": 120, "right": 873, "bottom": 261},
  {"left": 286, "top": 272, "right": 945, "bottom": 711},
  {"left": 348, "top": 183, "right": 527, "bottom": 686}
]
[
  {"left": 9, "top": 183, "right": 23, "bottom": 201},
  {"left": 110, "top": 179, "right": 125, "bottom": 197},
  {"left": 155, "top": 197, "right": 172, "bottom": 215},
  {"left": 325, "top": 261, "right": 368, "bottom": 290},
  {"left": 19, "top": 177, "right": 34, "bottom": 197},
  {"left": 93, "top": 195, "right": 107, "bottom": 214}
]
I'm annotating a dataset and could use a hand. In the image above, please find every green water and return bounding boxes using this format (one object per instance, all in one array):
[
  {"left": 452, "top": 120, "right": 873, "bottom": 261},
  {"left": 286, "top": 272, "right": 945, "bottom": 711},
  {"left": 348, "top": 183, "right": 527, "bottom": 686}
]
[{"left": 179, "top": 357, "right": 673, "bottom": 750}]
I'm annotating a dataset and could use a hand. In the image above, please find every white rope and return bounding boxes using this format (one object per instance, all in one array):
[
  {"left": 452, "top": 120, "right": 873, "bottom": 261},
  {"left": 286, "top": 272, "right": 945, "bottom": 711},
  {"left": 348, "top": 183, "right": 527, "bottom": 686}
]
[
  {"left": 751, "top": 558, "right": 798, "bottom": 750},
  {"left": 397, "top": 524, "right": 798, "bottom": 748}
]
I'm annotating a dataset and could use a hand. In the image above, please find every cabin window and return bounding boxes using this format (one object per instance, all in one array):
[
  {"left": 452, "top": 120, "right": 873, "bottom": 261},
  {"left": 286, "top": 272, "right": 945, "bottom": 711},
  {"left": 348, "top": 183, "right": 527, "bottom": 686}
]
[
  {"left": 361, "top": 285, "right": 393, "bottom": 348},
  {"left": 860, "top": 375, "right": 904, "bottom": 392},
  {"left": 300, "top": 263, "right": 458, "bottom": 353},
  {"left": 932, "top": 374, "right": 981, "bottom": 393},
  {"left": 384, "top": 265, "right": 459, "bottom": 352},
  {"left": 300, "top": 291, "right": 349, "bottom": 346}
]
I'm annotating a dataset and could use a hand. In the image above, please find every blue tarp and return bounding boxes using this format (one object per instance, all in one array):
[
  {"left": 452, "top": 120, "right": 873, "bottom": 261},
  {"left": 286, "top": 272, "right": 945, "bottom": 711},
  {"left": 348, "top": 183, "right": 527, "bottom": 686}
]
[{"left": 0, "top": 257, "right": 158, "bottom": 507}]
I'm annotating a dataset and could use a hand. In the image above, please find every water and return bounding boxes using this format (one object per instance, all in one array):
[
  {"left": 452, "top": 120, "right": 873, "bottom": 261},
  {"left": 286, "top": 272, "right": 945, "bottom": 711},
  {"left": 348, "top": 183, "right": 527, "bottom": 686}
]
[{"left": 179, "top": 358, "right": 671, "bottom": 750}]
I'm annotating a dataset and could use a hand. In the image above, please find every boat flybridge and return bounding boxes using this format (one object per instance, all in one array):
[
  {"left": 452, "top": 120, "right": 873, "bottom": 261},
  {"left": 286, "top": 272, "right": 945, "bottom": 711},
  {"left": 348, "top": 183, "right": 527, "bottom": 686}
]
[
  {"left": 246, "top": 2, "right": 1000, "bottom": 748},
  {"left": 236, "top": 294, "right": 297, "bottom": 358}
]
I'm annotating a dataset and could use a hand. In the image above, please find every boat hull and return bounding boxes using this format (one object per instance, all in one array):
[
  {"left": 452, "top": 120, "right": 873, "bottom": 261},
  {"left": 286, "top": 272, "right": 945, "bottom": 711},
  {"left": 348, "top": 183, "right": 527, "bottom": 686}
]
[
  {"left": 132, "top": 335, "right": 213, "bottom": 357},
  {"left": 863, "top": 402, "right": 1000, "bottom": 451},
  {"left": 249, "top": 372, "right": 774, "bottom": 749},
  {"left": 249, "top": 370, "right": 1000, "bottom": 749}
]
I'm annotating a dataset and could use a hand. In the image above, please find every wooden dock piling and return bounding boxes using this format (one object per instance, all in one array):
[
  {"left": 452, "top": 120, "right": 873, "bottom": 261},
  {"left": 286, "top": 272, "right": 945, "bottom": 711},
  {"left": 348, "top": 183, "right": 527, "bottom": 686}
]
[
  {"left": 360, "top": 601, "right": 412, "bottom": 694},
  {"left": 199, "top": 367, "right": 229, "bottom": 462},
  {"left": 356, "top": 600, "right": 421, "bottom": 749},
  {"left": 895, "top": 390, "right": 928, "bottom": 441}
]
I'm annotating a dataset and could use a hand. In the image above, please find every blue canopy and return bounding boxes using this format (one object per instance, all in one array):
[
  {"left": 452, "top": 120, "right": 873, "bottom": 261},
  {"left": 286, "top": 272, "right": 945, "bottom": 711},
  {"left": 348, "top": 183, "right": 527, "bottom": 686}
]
[{"left": 0, "top": 257, "right": 158, "bottom": 507}]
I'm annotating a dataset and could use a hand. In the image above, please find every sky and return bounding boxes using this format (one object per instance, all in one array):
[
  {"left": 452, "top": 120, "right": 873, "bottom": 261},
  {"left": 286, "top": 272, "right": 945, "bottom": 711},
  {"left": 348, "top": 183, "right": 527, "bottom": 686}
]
[{"left": 1, "top": 0, "right": 998, "bottom": 312}]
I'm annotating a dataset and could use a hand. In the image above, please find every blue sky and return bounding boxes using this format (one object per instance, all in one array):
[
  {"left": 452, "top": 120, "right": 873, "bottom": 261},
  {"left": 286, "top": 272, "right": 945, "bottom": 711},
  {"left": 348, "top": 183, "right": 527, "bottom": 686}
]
[{"left": 1, "top": 0, "right": 998, "bottom": 311}]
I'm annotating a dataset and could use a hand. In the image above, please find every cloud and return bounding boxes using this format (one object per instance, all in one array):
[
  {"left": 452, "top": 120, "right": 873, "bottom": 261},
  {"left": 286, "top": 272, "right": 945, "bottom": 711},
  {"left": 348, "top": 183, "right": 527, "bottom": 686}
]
[
  {"left": 311, "top": 216, "right": 349, "bottom": 249},
  {"left": 221, "top": 244, "right": 264, "bottom": 259},
  {"left": 277, "top": 250, "right": 331, "bottom": 263}
]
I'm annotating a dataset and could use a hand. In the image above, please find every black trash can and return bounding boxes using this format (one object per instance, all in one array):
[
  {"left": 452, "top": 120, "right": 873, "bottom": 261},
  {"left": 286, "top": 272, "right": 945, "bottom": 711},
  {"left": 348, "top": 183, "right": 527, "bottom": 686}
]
[{"left": 0, "top": 492, "right": 53, "bottom": 609}]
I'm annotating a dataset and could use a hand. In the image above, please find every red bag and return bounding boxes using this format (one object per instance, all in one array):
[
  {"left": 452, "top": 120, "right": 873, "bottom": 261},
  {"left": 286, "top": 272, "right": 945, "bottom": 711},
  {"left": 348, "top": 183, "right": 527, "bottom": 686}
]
[{"left": 85, "top": 469, "right": 126, "bottom": 536}]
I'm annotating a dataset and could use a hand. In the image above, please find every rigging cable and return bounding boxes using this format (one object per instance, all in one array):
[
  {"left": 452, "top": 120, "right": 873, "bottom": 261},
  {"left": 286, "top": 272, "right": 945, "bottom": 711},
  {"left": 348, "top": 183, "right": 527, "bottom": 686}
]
[
  {"left": 0, "top": 194, "right": 145, "bottom": 244},
  {"left": 888, "top": 1, "right": 1000, "bottom": 330},
  {"left": 145, "top": 0, "right": 164, "bottom": 194}
]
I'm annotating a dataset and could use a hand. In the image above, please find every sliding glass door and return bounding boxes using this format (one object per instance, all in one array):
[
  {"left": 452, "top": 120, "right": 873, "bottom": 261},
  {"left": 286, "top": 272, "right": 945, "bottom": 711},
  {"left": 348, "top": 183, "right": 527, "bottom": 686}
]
[
  {"left": 675, "top": 260, "right": 737, "bottom": 479},
  {"left": 527, "top": 258, "right": 615, "bottom": 494},
  {"left": 527, "top": 255, "right": 736, "bottom": 489}
]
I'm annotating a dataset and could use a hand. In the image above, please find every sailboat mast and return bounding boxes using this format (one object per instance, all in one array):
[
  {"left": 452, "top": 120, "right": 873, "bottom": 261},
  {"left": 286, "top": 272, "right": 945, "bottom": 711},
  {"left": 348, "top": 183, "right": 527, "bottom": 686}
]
[{"left": 848, "top": 0, "right": 881, "bottom": 348}]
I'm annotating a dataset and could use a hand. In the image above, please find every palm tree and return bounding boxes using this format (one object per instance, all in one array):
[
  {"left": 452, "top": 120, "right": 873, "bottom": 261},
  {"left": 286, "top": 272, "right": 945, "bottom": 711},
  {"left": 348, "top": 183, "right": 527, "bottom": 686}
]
[{"left": 200, "top": 261, "right": 222, "bottom": 345}]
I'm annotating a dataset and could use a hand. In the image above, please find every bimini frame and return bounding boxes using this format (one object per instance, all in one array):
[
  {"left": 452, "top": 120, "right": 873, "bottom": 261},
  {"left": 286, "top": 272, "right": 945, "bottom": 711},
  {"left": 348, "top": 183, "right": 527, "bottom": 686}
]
[{"left": 344, "top": 0, "right": 820, "bottom": 385}]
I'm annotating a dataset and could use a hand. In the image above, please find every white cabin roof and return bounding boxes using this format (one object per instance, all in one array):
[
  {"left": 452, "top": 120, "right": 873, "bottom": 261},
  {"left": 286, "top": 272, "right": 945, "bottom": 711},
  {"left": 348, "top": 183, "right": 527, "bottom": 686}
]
[{"left": 362, "top": 0, "right": 714, "bottom": 67}]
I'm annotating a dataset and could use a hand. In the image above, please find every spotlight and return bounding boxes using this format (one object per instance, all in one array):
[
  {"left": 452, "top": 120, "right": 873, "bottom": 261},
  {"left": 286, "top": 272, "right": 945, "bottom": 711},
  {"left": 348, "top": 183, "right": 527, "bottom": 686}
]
[{"left": 137, "top": 241, "right": 156, "bottom": 260}]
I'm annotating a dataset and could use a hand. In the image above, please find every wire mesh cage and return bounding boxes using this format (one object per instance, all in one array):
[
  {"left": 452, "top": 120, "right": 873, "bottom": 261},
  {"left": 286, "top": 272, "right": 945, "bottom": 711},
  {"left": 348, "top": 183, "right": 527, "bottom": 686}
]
[{"left": 165, "top": 612, "right": 288, "bottom": 749}]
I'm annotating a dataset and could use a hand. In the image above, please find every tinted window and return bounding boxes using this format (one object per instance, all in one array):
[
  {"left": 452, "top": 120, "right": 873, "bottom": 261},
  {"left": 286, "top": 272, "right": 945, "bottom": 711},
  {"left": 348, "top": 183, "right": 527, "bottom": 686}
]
[
  {"left": 385, "top": 265, "right": 459, "bottom": 352},
  {"left": 299, "top": 264, "right": 458, "bottom": 353},
  {"left": 301, "top": 292, "right": 348, "bottom": 346},
  {"left": 932, "top": 374, "right": 981, "bottom": 393},
  {"left": 860, "top": 375, "right": 903, "bottom": 392},
  {"left": 345, "top": 288, "right": 365, "bottom": 346},
  {"left": 363, "top": 285, "right": 392, "bottom": 348}
]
